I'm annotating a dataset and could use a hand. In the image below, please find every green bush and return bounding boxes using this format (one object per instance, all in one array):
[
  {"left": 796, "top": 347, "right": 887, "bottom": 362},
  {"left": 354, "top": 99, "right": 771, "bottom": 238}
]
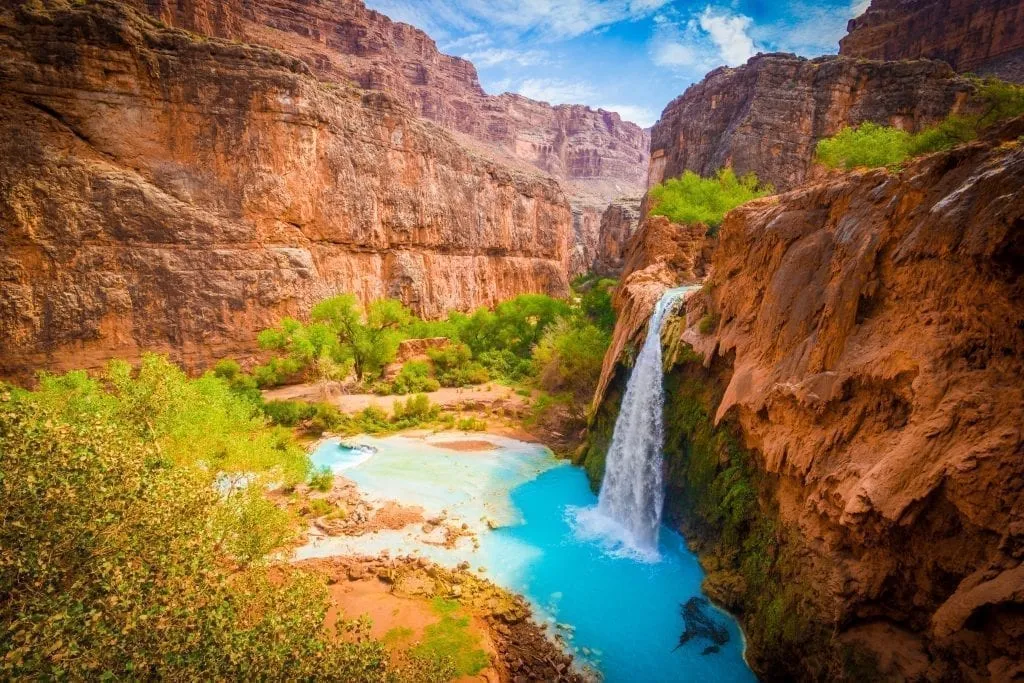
[
  {"left": 388, "top": 361, "right": 440, "bottom": 395},
  {"left": 392, "top": 394, "right": 440, "bottom": 428},
  {"left": 816, "top": 79, "right": 1024, "bottom": 170},
  {"left": 456, "top": 416, "right": 487, "bottom": 431},
  {"left": 580, "top": 278, "right": 618, "bottom": 332},
  {"left": 532, "top": 319, "right": 610, "bottom": 400},
  {"left": 309, "top": 465, "right": 334, "bottom": 492},
  {"left": 263, "top": 399, "right": 317, "bottom": 427},
  {"left": 428, "top": 343, "right": 490, "bottom": 387},
  {"left": 815, "top": 121, "right": 911, "bottom": 170},
  {"left": 477, "top": 349, "right": 532, "bottom": 382},
  {"left": 308, "top": 402, "right": 345, "bottom": 436},
  {"left": 0, "top": 357, "right": 398, "bottom": 680},
  {"left": 648, "top": 168, "right": 771, "bottom": 231}
]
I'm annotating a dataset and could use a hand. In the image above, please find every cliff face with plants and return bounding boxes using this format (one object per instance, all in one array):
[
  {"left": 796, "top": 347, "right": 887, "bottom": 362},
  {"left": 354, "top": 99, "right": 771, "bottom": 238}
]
[
  {"left": 840, "top": 0, "right": 1024, "bottom": 83},
  {"left": 589, "top": 122, "right": 1024, "bottom": 680},
  {"left": 127, "top": 0, "right": 650, "bottom": 221},
  {"left": 0, "top": 1, "right": 571, "bottom": 379},
  {"left": 649, "top": 53, "right": 973, "bottom": 192}
]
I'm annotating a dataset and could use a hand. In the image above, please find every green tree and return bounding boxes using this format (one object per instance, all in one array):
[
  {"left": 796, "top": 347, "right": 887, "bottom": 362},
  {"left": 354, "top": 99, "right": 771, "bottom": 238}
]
[{"left": 648, "top": 168, "right": 772, "bottom": 233}]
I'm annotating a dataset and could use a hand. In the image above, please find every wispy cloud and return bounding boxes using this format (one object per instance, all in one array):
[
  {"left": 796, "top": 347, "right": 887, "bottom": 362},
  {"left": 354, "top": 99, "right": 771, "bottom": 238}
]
[
  {"left": 750, "top": 0, "right": 873, "bottom": 57},
  {"left": 516, "top": 78, "right": 598, "bottom": 104},
  {"left": 461, "top": 47, "right": 547, "bottom": 67},
  {"left": 598, "top": 103, "right": 659, "bottom": 127}
]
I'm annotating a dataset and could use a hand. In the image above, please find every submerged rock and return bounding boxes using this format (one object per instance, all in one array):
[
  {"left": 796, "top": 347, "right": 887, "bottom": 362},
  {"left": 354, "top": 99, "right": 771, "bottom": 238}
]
[{"left": 675, "top": 597, "right": 730, "bottom": 651}]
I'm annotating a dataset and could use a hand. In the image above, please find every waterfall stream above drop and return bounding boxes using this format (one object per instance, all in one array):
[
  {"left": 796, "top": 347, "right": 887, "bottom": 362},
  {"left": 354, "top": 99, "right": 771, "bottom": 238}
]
[{"left": 593, "top": 286, "right": 695, "bottom": 553}]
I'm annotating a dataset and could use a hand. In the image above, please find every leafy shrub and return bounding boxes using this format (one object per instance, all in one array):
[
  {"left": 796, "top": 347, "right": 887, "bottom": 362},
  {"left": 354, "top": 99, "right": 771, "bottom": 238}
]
[
  {"left": 428, "top": 343, "right": 490, "bottom": 387},
  {"left": 388, "top": 361, "right": 440, "bottom": 395},
  {"left": 0, "top": 357, "right": 397, "bottom": 680},
  {"left": 477, "top": 349, "right": 532, "bottom": 382},
  {"left": 309, "top": 465, "right": 334, "bottom": 492},
  {"left": 580, "top": 278, "right": 618, "bottom": 332},
  {"left": 816, "top": 79, "right": 1024, "bottom": 170},
  {"left": 308, "top": 402, "right": 345, "bottom": 436},
  {"left": 263, "top": 399, "right": 317, "bottom": 427},
  {"left": 532, "top": 319, "right": 610, "bottom": 400},
  {"left": 815, "top": 122, "right": 911, "bottom": 170},
  {"left": 392, "top": 394, "right": 440, "bottom": 427},
  {"left": 252, "top": 356, "right": 303, "bottom": 388},
  {"left": 648, "top": 168, "right": 771, "bottom": 231},
  {"left": 412, "top": 598, "right": 489, "bottom": 677},
  {"left": 456, "top": 416, "right": 487, "bottom": 431}
]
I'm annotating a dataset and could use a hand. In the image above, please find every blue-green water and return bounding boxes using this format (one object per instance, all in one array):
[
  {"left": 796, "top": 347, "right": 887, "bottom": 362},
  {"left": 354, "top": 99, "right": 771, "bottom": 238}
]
[{"left": 304, "top": 434, "right": 755, "bottom": 682}]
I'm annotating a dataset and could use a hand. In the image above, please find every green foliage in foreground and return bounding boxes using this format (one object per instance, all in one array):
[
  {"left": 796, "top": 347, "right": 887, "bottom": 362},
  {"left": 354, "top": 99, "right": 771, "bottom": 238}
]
[
  {"left": 648, "top": 168, "right": 772, "bottom": 233},
  {"left": 816, "top": 79, "right": 1024, "bottom": 170},
  {"left": 0, "top": 356, "right": 406, "bottom": 680}
]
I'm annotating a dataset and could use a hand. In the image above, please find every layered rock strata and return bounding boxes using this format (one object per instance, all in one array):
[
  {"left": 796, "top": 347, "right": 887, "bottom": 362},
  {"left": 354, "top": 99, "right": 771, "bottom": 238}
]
[
  {"left": 592, "top": 196, "right": 642, "bottom": 276},
  {"left": 0, "top": 1, "right": 571, "bottom": 378},
  {"left": 649, "top": 53, "right": 974, "bottom": 192},
  {"left": 840, "top": 0, "right": 1024, "bottom": 83},
  {"left": 128, "top": 0, "right": 650, "bottom": 210}
]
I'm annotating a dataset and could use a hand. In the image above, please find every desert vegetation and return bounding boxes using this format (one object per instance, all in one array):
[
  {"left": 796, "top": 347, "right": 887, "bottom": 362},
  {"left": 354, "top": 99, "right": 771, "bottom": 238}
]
[
  {"left": 816, "top": 78, "right": 1024, "bottom": 170},
  {"left": 647, "top": 168, "right": 772, "bottom": 235}
]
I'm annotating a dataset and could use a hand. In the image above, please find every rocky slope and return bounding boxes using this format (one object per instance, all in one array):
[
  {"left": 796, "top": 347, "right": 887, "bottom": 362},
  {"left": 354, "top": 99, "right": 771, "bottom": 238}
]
[
  {"left": 589, "top": 122, "right": 1024, "bottom": 679},
  {"left": 649, "top": 53, "right": 973, "bottom": 192},
  {"left": 128, "top": 0, "right": 650, "bottom": 215},
  {"left": 0, "top": 1, "right": 571, "bottom": 379},
  {"left": 592, "top": 196, "right": 643, "bottom": 276},
  {"left": 841, "top": 0, "right": 1024, "bottom": 83}
]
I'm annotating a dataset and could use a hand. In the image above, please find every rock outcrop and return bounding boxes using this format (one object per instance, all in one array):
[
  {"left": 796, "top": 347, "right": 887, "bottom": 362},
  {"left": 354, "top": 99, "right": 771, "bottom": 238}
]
[
  {"left": 655, "top": 123, "right": 1023, "bottom": 679},
  {"left": 592, "top": 196, "right": 642, "bottom": 276},
  {"left": 649, "top": 53, "right": 973, "bottom": 192},
  {"left": 0, "top": 1, "right": 571, "bottom": 379},
  {"left": 128, "top": 0, "right": 650, "bottom": 212},
  {"left": 840, "top": 0, "right": 1024, "bottom": 83}
]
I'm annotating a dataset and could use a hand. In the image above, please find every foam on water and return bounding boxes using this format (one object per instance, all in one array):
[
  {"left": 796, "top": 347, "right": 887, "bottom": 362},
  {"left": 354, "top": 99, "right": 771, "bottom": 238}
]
[{"left": 298, "top": 433, "right": 756, "bottom": 682}]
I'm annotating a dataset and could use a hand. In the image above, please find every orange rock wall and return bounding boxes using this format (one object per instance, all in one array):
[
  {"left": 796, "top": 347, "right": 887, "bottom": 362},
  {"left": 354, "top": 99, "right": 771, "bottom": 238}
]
[{"left": 0, "top": 2, "right": 571, "bottom": 378}]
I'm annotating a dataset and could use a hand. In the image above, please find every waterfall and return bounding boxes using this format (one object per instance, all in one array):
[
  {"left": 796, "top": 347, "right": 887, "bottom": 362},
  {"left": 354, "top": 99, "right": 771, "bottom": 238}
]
[{"left": 594, "top": 286, "right": 694, "bottom": 552}]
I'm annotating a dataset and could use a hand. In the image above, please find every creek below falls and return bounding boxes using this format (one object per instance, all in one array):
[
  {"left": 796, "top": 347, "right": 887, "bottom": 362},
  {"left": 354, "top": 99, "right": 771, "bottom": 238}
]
[{"left": 296, "top": 433, "right": 756, "bottom": 682}]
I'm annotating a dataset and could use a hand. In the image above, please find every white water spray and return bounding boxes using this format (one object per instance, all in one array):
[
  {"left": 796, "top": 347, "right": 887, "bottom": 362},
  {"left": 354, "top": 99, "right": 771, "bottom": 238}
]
[{"left": 594, "top": 286, "right": 694, "bottom": 552}]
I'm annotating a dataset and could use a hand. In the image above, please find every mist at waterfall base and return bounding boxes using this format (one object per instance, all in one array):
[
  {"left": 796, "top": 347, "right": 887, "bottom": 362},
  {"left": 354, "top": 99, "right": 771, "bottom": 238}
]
[{"left": 304, "top": 434, "right": 754, "bottom": 682}]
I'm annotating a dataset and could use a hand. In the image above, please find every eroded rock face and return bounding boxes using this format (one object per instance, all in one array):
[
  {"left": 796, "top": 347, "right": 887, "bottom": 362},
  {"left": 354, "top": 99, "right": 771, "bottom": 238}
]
[
  {"left": 0, "top": 1, "right": 571, "bottom": 379},
  {"left": 681, "top": 122, "right": 1024, "bottom": 678},
  {"left": 840, "top": 0, "right": 1024, "bottom": 83},
  {"left": 592, "top": 196, "right": 642, "bottom": 276},
  {"left": 128, "top": 0, "right": 650, "bottom": 208},
  {"left": 649, "top": 53, "right": 973, "bottom": 191}
]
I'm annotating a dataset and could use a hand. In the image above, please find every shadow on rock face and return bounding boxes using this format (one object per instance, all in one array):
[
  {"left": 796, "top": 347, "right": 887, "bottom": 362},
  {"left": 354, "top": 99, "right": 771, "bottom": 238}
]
[{"left": 675, "top": 597, "right": 730, "bottom": 655}]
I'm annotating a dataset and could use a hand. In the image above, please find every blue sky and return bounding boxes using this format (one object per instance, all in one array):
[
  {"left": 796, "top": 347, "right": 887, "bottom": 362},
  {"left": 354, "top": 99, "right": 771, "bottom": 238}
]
[{"left": 363, "top": 0, "right": 871, "bottom": 127}]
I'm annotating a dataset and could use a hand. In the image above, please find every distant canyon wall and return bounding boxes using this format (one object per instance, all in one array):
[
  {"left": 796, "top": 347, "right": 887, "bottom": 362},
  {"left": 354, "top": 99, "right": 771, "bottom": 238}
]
[
  {"left": 130, "top": 0, "right": 650, "bottom": 206},
  {"left": 841, "top": 0, "right": 1024, "bottom": 83},
  {"left": 649, "top": 53, "right": 973, "bottom": 192},
  {"left": 0, "top": 1, "right": 571, "bottom": 379}
]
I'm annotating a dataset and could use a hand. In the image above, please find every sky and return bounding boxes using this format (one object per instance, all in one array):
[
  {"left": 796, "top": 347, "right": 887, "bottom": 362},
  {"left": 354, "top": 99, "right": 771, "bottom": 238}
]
[{"left": 362, "top": 0, "right": 871, "bottom": 127}]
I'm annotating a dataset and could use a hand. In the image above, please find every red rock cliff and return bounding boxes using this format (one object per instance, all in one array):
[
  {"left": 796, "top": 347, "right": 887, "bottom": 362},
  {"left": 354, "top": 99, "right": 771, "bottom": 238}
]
[
  {"left": 649, "top": 53, "right": 973, "bottom": 191},
  {"left": 840, "top": 0, "right": 1024, "bottom": 83},
  {"left": 675, "top": 122, "right": 1023, "bottom": 679},
  {"left": 130, "top": 0, "right": 650, "bottom": 210},
  {"left": 0, "top": 1, "right": 571, "bottom": 378}
]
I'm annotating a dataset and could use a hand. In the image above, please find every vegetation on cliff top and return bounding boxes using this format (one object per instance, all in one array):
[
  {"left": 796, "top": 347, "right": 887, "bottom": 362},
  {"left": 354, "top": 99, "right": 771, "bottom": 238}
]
[
  {"left": 0, "top": 355, "right": 455, "bottom": 680},
  {"left": 647, "top": 168, "right": 772, "bottom": 235},
  {"left": 816, "top": 78, "right": 1024, "bottom": 170}
]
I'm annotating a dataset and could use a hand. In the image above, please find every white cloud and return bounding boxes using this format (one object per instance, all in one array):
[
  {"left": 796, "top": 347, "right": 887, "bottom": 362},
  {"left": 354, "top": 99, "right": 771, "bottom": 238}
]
[
  {"left": 851, "top": 0, "right": 871, "bottom": 17},
  {"left": 598, "top": 103, "right": 659, "bottom": 127},
  {"left": 516, "top": 78, "right": 598, "bottom": 105},
  {"left": 750, "top": 0, "right": 873, "bottom": 57},
  {"left": 461, "top": 47, "right": 547, "bottom": 67},
  {"left": 652, "top": 41, "right": 700, "bottom": 67},
  {"left": 698, "top": 8, "right": 758, "bottom": 66}
]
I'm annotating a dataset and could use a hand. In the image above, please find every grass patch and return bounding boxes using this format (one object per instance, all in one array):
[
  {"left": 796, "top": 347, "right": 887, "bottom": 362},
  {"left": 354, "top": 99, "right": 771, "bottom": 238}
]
[{"left": 411, "top": 599, "right": 489, "bottom": 677}]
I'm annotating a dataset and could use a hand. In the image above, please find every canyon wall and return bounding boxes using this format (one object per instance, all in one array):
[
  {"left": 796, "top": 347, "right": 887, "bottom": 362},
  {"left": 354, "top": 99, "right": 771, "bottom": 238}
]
[
  {"left": 0, "top": 1, "right": 571, "bottom": 379},
  {"left": 649, "top": 53, "right": 973, "bottom": 192},
  {"left": 130, "top": 0, "right": 650, "bottom": 211},
  {"left": 592, "top": 196, "right": 643, "bottom": 277},
  {"left": 841, "top": 0, "right": 1024, "bottom": 83},
  {"left": 590, "top": 122, "right": 1024, "bottom": 679}
]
